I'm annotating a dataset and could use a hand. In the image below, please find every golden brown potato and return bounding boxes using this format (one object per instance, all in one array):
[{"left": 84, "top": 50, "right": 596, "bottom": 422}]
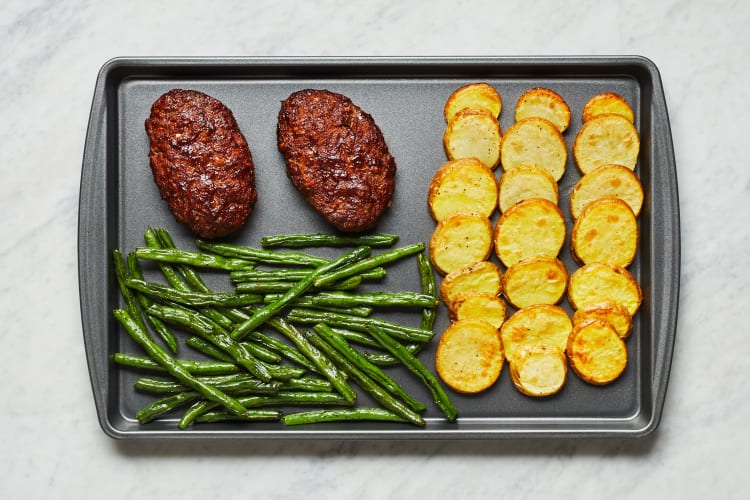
[
  {"left": 571, "top": 197, "right": 639, "bottom": 267},
  {"left": 493, "top": 198, "right": 566, "bottom": 267},
  {"left": 568, "top": 262, "right": 642, "bottom": 315},
  {"left": 498, "top": 163, "right": 559, "bottom": 213},
  {"left": 582, "top": 92, "right": 634, "bottom": 123},
  {"left": 514, "top": 87, "right": 571, "bottom": 132},
  {"left": 435, "top": 319, "right": 504, "bottom": 393},
  {"left": 451, "top": 293, "right": 507, "bottom": 329},
  {"left": 573, "top": 113, "right": 640, "bottom": 174},
  {"left": 428, "top": 158, "right": 498, "bottom": 221},
  {"left": 439, "top": 260, "right": 503, "bottom": 310},
  {"left": 567, "top": 319, "right": 627, "bottom": 385},
  {"left": 443, "top": 107, "right": 502, "bottom": 169},
  {"left": 500, "top": 117, "right": 567, "bottom": 181},
  {"left": 444, "top": 82, "right": 502, "bottom": 123},
  {"left": 502, "top": 256, "right": 568, "bottom": 308},
  {"left": 573, "top": 301, "right": 633, "bottom": 339},
  {"left": 499, "top": 304, "right": 572, "bottom": 361},
  {"left": 508, "top": 343, "right": 567, "bottom": 397},
  {"left": 569, "top": 164, "right": 644, "bottom": 219},
  {"left": 429, "top": 211, "right": 493, "bottom": 275}
]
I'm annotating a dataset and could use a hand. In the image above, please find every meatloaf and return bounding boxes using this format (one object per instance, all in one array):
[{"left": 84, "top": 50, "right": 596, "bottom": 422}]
[
  {"left": 145, "top": 89, "right": 257, "bottom": 238},
  {"left": 276, "top": 89, "right": 396, "bottom": 232}
]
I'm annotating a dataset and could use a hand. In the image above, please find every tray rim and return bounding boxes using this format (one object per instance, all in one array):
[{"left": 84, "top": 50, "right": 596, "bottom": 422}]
[{"left": 78, "top": 55, "right": 680, "bottom": 440}]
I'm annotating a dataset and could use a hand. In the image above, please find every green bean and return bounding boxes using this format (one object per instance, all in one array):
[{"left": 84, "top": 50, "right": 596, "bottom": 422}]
[
  {"left": 147, "top": 304, "right": 272, "bottom": 382},
  {"left": 417, "top": 253, "right": 438, "bottom": 331},
  {"left": 280, "top": 377, "right": 333, "bottom": 392},
  {"left": 261, "top": 232, "right": 399, "bottom": 248},
  {"left": 195, "top": 239, "right": 329, "bottom": 267},
  {"left": 185, "top": 337, "right": 235, "bottom": 363},
  {"left": 368, "top": 325, "right": 458, "bottom": 422},
  {"left": 283, "top": 408, "right": 408, "bottom": 426},
  {"left": 113, "top": 353, "right": 240, "bottom": 376},
  {"left": 256, "top": 360, "right": 307, "bottom": 381},
  {"left": 285, "top": 308, "right": 434, "bottom": 343},
  {"left": 133, "top": 375, "right": 282, "bottom": 395},
  {"left": 134, "top": 246, "right": 254, "bottom": 271},
  {"left": 313, "top": 242, "right": 425, "bottom": 288},
  {"left": 231, "top": 245, "right": 371, "bottom": 340},
  {"left": 124, "top": 277, "right": 263, "bottom": 307},
  {"left": 305, "top": 327, "right": 424, "bottom": 427},
  {"left": 363, "top": 343, "right": 423, "bottom": 366},
  {"left": 113, "top": 309, "right": 248, "bottom": 417},
  {"left": 314, "top": 323, "right": 426, "bottom": 413},
  {"left": 262, "top": 294, "right": 373, "bottom": 317},
  {"left": 122, "top": 251, "right": 180, "bottom": 354},
  {"left": 230, "top": 267, "right": 386, "bottom": 283},
  {"left": 234, "top": 274, "right": 363, "bottom": 294},
  {"left": 303, "top": 290, "right": 438, "bottom": 309},
  {"left": 136, "top": 391, "right": 201, "bottom": 424},
  {"left": 267, "top": 317, "right": 356, "bottom": 404},
  {"left": 192, "top": 409, "right": 281, "bottom": 425},
  {"left": 245, "top": 331, "right": 319, "bottom": 372}
]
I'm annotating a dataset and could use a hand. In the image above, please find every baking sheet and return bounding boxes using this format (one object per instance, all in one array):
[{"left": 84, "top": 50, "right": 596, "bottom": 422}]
[{"left": 78, "top": 56, "right": 679, "bottom": 439}]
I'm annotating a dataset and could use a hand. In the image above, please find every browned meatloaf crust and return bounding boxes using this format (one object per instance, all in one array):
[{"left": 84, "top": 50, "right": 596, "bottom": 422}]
[
  {"left": 276, "top": 89, "right": 396, "bottom": 232},
  {"left": 145, "top": 89, "right": 257, "bottom": 238}
]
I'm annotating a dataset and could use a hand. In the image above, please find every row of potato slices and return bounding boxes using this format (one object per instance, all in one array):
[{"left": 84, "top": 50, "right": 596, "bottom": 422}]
[{"left": 430, "top": 83, "right": 644, "bottom": 396}]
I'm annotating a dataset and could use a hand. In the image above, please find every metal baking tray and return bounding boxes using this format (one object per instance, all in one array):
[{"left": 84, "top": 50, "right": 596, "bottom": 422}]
[{"left": 79, "top": 56, "right": 679, "bottom": 439}]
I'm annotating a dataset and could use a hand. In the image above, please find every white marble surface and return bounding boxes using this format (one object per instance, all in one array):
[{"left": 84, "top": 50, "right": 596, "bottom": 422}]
[{"left": 2, "top": 0, "right": 749, "bottom": 498}]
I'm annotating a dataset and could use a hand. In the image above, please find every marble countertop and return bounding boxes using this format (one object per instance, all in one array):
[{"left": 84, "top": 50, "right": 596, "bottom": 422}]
[{"left": 2, "top": 0, "right": 748, "bottom": 498}]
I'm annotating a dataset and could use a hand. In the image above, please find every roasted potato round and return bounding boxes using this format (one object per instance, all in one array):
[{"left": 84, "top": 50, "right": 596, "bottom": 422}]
[
  {"left": 582, "top": 92, "right": 634, "bottom": 123},
  {"left": 571, "top": 197, "right": 638, "bottom": 267},
  {"left": 567, "top": 319, "right": 627, "bottom": 385},
  {"left": 428, "top": 158, "right": 498, "bottom": 221},
  {"left": 451, "top": 293, "right": 507, "bottom": 329},
  {"left": 443, "top": 107, "right": 502, "bottom": 169},
  {"left": 429, "top": 211, "right": 493, "bottom": 275},
  {"left": 502, "top": 256, "right": 568, "bottom": 308},
  {"left": 499, "top": 304, "right": 572, "bottom": 361},
  {"left": 514, "top": 87, "right": 571, "bottom": 132},
  {"left": 436, "top": 319, "right": 504, "bottom": 394},
  {"left": 498, "top": 163, "right": 559, "bottom": 213},
  {"left": 573, "top": 113, "right": 640, "bottom": 174},
  {"left": 569, "top": 164, "right": 644, "bottom": 219},
  {"left": 509, "top": 343, "right": 567, "bottom": 397},
  {"left": 568, "top": 262, "right": 642, "bottom": 315},
  {"left": 573, "top": 301, "right": 633, "bottom": 339},
  {"left": 493, "top": 198, "right": 566, "bottom": 267},
  {"left": 444, "top": 82, "right": 502, "bottom": 122},
  {"left": 439, "top": 260, "right": 503, "bottom": 310},
  {"left": 500, "top": 117, "right": 567, "bottom": 181}
]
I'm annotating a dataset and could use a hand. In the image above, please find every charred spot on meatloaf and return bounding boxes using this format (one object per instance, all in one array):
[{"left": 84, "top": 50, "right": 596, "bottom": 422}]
[
  {"left": 144, "top": 89, "right": 257, "bottom": 239},
  {"left": 276, "top": 89, "right": 396, "bottom": 232}
]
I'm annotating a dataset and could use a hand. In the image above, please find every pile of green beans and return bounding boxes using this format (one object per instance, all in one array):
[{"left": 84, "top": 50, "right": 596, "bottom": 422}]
[{"left": 112, "top": 228, "right": 457, "bottom": 429}]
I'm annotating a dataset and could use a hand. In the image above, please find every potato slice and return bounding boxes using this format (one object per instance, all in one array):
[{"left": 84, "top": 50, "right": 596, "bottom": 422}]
[
  {"left": 567, "top": 319, "right": 627, "bottom": 385},
  {"left": 451, "top": 293, "right": 507, "bottom": 329},
  {"left": 493, "top": 198, "right": 566, "bottom": 267},
  {"left": 571, "top": 197, "right": 638, "bottom": 267},
  {"left": 582, "top": 92, "right": 634, "bottom": 123},
  {"left": 439, "top": 260, "right": 502, "bottom": 309},
  {"left": 500, "top": 117, "right": 567, "bottom": 181},
  {"left": 428, "top": 158, "right": 498, "bottom": 221},
  {"left": 573, "top": 113, "right": 640, "bottom": 174},
  {"left": 444, "top": 82, "right": 502, "bottom": 122},
  {"left": 569, "top": 164, "right": 644, "bottom": 219},
  {"left": 514, "top": 87, "right": 571, "bottom": 132},
  {"left": 443, "top": 108, "right": 502, "bottom": 169},
  {"left": 568, "top": 262, "right": 642, "bottom": 315},
  {"left": 436, "top": 319, "right": 504, "bottom": 393},
  {"left": 503, "top": 256, "right": 568, "bottom": 308},
  {"left": 429, "top": 211, "right": 493, "bottom": 275},
  {"left": 499, "top": 304, "right": 572, "bottom": 361},
  {"left": 573, "top": 301, "right": 633, "bottom": 339},
  {"left": 509, "top": 343, "right": 567, "bottom": 397},
  {"left": 498, "top": 163, "right": 558, "bottom": 213}
]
